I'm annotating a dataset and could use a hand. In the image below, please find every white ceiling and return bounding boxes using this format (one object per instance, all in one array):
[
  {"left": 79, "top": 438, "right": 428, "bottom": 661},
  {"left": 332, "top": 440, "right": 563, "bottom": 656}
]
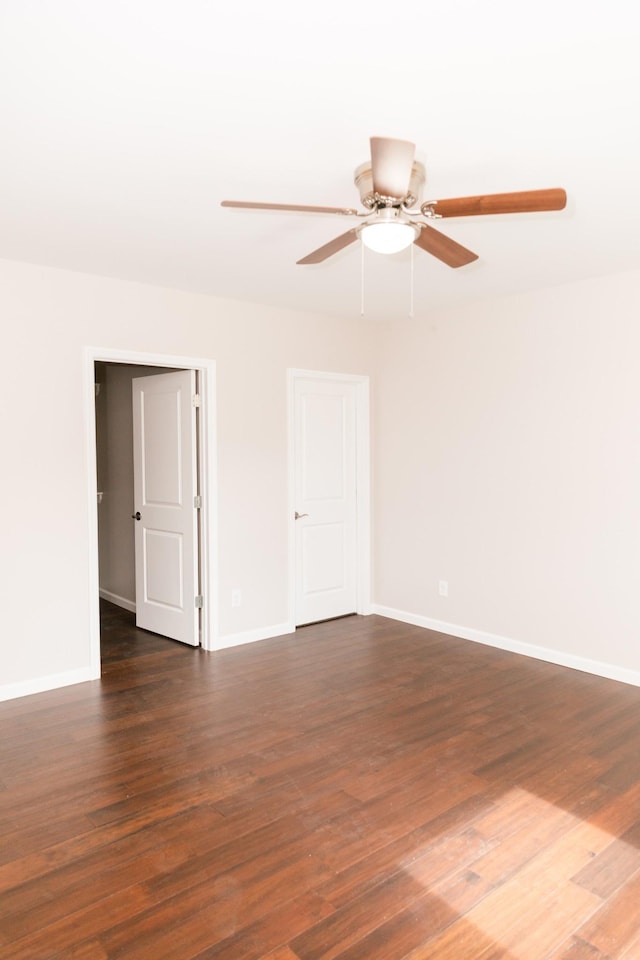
[{"left": 0, "top": 1, "right": 638, "bottom": 321}]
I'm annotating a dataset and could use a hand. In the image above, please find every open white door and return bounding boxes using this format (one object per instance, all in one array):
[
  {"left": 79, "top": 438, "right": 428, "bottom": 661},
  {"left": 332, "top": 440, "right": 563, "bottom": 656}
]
[
  {"left": 294, "top": 376, "right": 358, "bottom": 626},
  {"left": 132, "top": 369, "right": 199, "bottom": 646}
]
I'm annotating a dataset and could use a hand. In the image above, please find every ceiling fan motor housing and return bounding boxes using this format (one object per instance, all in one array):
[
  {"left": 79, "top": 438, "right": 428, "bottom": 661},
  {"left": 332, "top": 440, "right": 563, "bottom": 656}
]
[{"left": 354, "top": 160, "right": 426, "bottom": 208}]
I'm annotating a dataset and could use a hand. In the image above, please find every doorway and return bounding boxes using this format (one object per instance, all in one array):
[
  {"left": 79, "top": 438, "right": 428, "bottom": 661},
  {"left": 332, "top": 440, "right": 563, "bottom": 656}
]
[{"left": 84, "top": 347, "right": 217, "bottom": 678}]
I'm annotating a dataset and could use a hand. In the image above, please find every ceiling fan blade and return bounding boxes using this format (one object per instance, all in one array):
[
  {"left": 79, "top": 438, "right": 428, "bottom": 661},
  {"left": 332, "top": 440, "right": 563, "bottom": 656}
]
[
  {"left": 221, "top": 200, "right": 358, "bottom": 215},
  {"left": 414, "top": 224, "right": 479, "bottom": 268},
  {"left": 432, "top": 188, "right": 567, "bottom": 219},
  {"left": 297, "top": 229, "right": 359, "bottom": 264},
  {"left": 370, "top": 137, "right": 416, "bottom": 198}
]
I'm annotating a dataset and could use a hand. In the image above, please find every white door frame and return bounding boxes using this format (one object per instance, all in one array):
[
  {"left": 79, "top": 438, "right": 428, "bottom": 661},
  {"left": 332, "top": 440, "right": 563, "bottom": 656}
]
[
  {"left": 287, "top": 368, "right": 371, "bottom": 630},
  {"left": 83, "top": 346, "right": 218, "bottom": 678}
]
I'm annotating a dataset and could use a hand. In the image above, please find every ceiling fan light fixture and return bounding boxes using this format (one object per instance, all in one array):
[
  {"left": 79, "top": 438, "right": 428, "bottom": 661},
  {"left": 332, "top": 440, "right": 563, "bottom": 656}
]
[{"left": 359, "top": 221, "right": 418, "bottom": 255}]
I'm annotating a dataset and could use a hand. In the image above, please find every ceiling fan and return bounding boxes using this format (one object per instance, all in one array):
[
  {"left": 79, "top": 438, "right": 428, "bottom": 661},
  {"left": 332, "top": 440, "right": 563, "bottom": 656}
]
[{"left": 221, "top": 137, "right": 567, "bottom": 268}]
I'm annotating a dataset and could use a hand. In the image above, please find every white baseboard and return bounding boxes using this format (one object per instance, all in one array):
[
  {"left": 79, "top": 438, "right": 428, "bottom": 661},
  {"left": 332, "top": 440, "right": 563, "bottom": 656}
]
[
  {"left": 0, "top": 666, "right": 99, "bottom": 704},
  {"left": 215, "top": 620, "right": 294, "bottom": 651},
  {"left": 99, "top": 589, "right": 136, "bottom": 613},
  {"left": 371, "top": 604, "right": 640, "bottom": 689}
]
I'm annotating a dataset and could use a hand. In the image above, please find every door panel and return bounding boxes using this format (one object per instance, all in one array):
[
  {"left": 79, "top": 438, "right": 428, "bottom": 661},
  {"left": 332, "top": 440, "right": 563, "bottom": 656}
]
[
  {"left": 302, "top": 523, "right": 345, "bottom": 593},
  {"left": 132, "top": 370, "right": 199, "bottom": 645},
  {"left": 294, "top": 377, "right": 357, "bottom": 625},
  {"left": 141, "top": 390, "right": 183, "bottom": 504},
  {"left": 143, "top": 529, "right": 184, "bottom": 608}
]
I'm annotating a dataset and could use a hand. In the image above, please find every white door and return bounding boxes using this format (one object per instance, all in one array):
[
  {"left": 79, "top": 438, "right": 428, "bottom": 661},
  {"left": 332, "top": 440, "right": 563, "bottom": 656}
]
[
  {"left": 132, "top": 370, "right": 199, "bottom": 646},
  {"left": 294, "top": 377, "right": 358, "bottom": 625}
]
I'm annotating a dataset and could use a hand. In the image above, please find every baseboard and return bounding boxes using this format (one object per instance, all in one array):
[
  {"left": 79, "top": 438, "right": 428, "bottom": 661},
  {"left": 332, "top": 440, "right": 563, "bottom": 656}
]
[
  {"left": 371, "top": 604, "right": 640, "bottom": 689},
  {"left": 99, "top": 589, "right": 136, "bottom": 613},
  {"left": 215, "top": 621, "right": 294, "bottom": 651},
  {"left": 0, "top": 666, "right": 99, "bottom": 703}
]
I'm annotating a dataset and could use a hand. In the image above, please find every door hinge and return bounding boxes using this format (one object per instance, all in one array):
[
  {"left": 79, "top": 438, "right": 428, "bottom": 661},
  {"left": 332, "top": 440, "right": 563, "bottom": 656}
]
[
  {"left": 194, "top": 495, "right": 202, "bottom": 509},
  {"left": 195, "top": 595, "right": 203, "bottom": 609},
  {"left": 192, "top": 393, "right": 201, "bottom": 408}
]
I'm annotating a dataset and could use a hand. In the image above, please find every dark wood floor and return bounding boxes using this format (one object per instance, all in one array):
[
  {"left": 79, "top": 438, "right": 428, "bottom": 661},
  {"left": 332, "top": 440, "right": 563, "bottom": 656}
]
[{"left": 2, "top": 605, "right": 640, "bottom": 959}]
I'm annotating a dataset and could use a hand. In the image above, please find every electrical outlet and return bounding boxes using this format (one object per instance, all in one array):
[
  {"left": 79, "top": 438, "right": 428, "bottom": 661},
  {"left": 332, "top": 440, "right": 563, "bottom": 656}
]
[
  {"left": 438, "top": 580, "right": 448, "bottom": 598},
  {"left": 231, "top": 589, "right": 242, "bottom": 608}
]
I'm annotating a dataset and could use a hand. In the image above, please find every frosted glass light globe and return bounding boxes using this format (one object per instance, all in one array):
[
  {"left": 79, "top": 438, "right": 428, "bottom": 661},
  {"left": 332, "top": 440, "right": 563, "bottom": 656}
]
[{"left": 360, "top": 222, "right": 417, "bottom": 254}]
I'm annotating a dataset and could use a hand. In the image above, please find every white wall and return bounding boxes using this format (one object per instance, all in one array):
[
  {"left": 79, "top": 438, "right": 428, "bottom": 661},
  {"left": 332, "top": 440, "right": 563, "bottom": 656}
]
[
  {"left": 4, "top": 253, "right": 640, "bottom": 701},
  {"left": 372, "top": 268, "right": 640, "bottom": 683},
  {"left": 0, "top": 257, "right": 374, "bottom": 699}
]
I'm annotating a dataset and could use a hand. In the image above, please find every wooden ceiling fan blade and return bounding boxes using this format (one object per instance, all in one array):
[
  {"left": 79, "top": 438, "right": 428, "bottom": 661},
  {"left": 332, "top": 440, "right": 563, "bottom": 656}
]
[
  {"left": 221, "top": 200, "right": 358, "bottom": 215},
  {"left": 432, "top": 188, "right": 567, "bottom": 219},
  {"left": 370, "top": 137, "right": 416, "bottom": 198},
  {"left": 414, "top": 224, "right": 479, "bottom": 268},
  {"left": 297, "top": 229, "right": 358, "bottom": 264}
]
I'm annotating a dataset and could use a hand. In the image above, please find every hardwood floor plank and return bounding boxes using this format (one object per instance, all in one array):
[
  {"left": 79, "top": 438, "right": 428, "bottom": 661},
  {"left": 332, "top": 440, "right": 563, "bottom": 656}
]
[
  {"left": 404, "top": 877, "right": 598, "bottom": 960},
  {"left": 2, "top": 602, "right": 640, "bottom": 958},
  {"left": 313, "top": 869, "right": 496, "bottom": 960},
  {"left": 290, "top": 869, "right": 434, "bottom": 960},
  {"left": 4, "top": 884, "right": 156, "bottom": 960},
  {"left": 94, "top": 814, "right": 343, "bottom": 958},
  {"left": 188, "top": 892, "right": 333, "bottom": 960},
  {"left": 314, "top": 890, "right": 464, "bottom": 960},
  {"left": 0, "top": 806, "right": 226, "bottom": 944},
  {"left": 318, "top": 791, "right": 494, "bottom": 906},
  {"left": 572, "top": 821, "right": 640, "bottom": 899},
  {"left": 258, "top": 948, "right": 303, "bottom": 960},
  {"left": 546, "top": 935, "right": 614, "bottom": 958},
  {"left": 573, "top": 865, "right": 640, "bottom": 957},
  {"left": 0, "top": 801, "right": 223, "bottom": 890}
]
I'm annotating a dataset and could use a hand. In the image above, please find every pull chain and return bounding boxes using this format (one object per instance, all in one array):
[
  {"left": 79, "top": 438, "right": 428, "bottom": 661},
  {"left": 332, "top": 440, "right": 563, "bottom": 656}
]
[
  {"left": 360, "top": 239, "right": 365, "bottom": 317},
  {"left": 409, "top": 241, "right": 415, "bottom": 318}
]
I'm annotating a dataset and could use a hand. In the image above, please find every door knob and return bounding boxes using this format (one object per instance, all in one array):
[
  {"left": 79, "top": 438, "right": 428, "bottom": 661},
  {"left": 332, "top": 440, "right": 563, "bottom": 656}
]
[
  {"left": 131, "top": 512, "right": 141, "bottom": 521},
  {"left": 294, "top": 511, "right": 309, "bottom": 520}
]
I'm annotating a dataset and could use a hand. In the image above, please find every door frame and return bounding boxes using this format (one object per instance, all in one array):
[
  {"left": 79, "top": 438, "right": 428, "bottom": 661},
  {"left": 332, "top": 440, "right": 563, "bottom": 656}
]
[
  {"left": 83, "top": 346, "right": 218, "bottom": 676},
  {"left": 287, "top": 368, "right": 371, "bottom": 630}
]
